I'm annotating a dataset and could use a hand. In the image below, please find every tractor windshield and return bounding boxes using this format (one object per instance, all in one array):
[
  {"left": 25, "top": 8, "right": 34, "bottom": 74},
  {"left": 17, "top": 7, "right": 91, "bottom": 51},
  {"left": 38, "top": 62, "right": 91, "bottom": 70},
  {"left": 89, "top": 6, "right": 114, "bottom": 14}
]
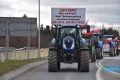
[
  {"left": 93, "top": 36, "right": 99, "bottom": 43},
  {"left": 61, "top": 28, "right": 76, "bottom": 38},
  {"left": 103, "top": 35, "right": 113, "bottom": 39},
  {"left": 103, "top": 35, "right": 113, "bottom": 40},
  {"left": 101, "top": 35, "right": 113, "bottom": 41}
]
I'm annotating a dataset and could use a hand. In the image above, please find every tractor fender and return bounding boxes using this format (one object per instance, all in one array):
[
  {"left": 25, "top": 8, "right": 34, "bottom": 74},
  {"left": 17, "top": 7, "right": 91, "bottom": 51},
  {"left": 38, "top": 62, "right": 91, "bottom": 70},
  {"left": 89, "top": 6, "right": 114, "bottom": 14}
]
[
  {"left": 51, "top": 38, "right": 56, "bottom": 47},
  {"left": 49, "top": 47, "right": 57, "bottom": 50},
  {"left": 80, "top": 48, "right": 89, "bottom": 52},
  {"left": 98, "top": 41, "right": 103, "bottom": 48},
  {"left": 111, "top": 41, "right": 116, "bottom": 47}
]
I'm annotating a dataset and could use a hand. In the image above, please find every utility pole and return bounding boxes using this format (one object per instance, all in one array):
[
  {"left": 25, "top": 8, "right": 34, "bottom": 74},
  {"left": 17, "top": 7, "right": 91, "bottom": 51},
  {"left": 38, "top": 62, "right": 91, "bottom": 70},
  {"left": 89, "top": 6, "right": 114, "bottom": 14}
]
[
  {"left": 6, "top": 18, "right": 10, "bottom": 63},
  {"left": 27, "top": 19, "right": 31, "bottom": 59},
  {"left": 38, "top": 0, "right": 40, "bottom": 58}
]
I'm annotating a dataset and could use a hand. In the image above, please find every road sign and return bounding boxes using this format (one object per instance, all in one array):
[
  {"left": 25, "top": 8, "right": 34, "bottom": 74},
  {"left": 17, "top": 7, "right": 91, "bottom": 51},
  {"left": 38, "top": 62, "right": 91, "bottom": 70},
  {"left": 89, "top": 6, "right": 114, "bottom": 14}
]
[
  {"left": 0, "top": 17, "right": 37, "bottom": 36},
  {"left": 51, "top": 8, "right": 86, "bottom": 25}
]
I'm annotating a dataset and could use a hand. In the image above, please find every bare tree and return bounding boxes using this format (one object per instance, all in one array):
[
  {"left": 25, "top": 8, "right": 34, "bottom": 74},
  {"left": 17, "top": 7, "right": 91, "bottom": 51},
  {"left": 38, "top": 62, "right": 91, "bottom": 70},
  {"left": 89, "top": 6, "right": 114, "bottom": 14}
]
[{"left": 23, "top": 14, "right": 27, "bottom": 18}]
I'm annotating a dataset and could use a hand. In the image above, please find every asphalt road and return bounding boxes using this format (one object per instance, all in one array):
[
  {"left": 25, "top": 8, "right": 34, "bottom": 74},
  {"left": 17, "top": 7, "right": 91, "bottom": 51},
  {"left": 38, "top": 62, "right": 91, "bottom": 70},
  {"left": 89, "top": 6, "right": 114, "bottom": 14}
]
[
  {"left": 100, "top": 55, "right": 120, "bottom": 80},
  {"left": 14, "top": 62, "right": 97, "bottom": 80},
  {"left": 13, "top": 55, "right": 120, "bottom": 80}
]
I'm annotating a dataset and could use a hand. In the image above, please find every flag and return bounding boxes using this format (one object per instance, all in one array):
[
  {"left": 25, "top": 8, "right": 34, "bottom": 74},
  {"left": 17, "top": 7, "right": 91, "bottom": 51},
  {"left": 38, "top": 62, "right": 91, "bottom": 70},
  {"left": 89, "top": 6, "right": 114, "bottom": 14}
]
[
  {"left": 83, "top": 19, "right": 89, "bottom": 28},
  {"left": 93, "top": 27, "right": 101, "bottom": 33},
  {"left": 104, "top": 39, "right": 110, "bottom": 43},
  {"left": 113, "top": 37, "right": 118, "bottom": 42}
]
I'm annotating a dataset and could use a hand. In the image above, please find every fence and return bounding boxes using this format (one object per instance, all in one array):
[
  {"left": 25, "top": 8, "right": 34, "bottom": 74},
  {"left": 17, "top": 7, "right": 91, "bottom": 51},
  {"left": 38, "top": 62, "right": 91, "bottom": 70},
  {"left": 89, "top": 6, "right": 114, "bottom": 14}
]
[{"left": 0, "top": 48, "right": 49, "bottom": 62}]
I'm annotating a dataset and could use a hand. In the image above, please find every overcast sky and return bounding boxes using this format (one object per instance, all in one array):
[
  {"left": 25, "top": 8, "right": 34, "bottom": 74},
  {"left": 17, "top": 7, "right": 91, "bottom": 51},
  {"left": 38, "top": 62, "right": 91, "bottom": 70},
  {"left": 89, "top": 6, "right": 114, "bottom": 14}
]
[
  {"left": 40, "top": 0, "right": 120, "bottom": 26},
  {"left": 0, "top": 0, "right": 120, "bottom": 27},
  {"left": 0, "top": 0, "right": 38, "bottom": 19}
]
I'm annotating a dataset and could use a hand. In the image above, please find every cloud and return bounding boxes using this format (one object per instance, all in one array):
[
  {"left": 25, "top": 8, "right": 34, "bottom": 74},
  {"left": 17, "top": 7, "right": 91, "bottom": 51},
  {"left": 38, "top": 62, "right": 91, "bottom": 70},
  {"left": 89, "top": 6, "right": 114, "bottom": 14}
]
[
  {"left": 0, "top": 0, "right": 38, "bottom": 17},
  {"left": 0, "top": 0, "right": 120, "bottom": 26},
  {"left": 40, "top": 0, "right": 120, "bottom": 7},
  {"left": 40, "top": 0, "right": 120, "bottom": 26}
]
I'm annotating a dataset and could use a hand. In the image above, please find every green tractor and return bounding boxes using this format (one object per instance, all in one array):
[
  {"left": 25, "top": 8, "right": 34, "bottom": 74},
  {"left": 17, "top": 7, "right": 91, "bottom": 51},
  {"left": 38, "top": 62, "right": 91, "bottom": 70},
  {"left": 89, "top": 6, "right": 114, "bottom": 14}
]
[
  {"left": 48, "top": 25, "right": 90, "bottom": 72},
  {"left": 82, "top": 27, "right": 104, "bottom": 61},
  {"left": 82, "top": 35, "right": 96, "bottom": 62}
]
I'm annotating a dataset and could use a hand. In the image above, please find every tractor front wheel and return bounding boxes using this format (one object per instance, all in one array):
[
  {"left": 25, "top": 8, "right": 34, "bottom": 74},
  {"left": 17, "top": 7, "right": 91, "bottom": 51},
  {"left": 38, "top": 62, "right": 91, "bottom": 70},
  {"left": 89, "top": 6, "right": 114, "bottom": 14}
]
[
  {"left": 79, "top": 51, "right": 89, "bottom": 72},
  {"left": 48, "top": 50, "right": 57, "bottom": 72}
]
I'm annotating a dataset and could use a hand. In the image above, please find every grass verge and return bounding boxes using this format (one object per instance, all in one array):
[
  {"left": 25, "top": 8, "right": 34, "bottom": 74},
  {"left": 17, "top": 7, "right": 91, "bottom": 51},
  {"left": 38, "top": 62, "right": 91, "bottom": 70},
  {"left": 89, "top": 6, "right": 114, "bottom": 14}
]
[{"left": 0, "top": 58, "right": 47, "bottom": 76}]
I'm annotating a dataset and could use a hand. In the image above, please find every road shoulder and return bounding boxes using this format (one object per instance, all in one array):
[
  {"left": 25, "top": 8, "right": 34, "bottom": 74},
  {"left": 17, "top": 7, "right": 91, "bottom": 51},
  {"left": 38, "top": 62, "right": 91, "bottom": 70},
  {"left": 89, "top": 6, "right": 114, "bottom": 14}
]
[{"left": 0, "top": 60, "right": 48, "bottom": 80}]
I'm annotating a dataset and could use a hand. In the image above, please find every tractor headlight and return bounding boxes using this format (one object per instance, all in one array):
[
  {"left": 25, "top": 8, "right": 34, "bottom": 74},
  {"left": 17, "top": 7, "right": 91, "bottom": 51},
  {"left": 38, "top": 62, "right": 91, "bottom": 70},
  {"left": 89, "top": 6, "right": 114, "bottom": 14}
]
[
  {"left": 63, "top": 44, "right": 67, "bottom": 49},
  {"left": 71, "top": 39, "right": 75, "bottom": 49},
  {"left": 71, "top": 44, "right": 75, "bottom": 49}
]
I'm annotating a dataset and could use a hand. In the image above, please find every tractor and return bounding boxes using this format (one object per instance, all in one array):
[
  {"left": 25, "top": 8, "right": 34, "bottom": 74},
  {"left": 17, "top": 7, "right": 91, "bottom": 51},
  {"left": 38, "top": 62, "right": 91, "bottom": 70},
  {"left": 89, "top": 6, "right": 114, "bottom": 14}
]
[
  {"left": 82, "top": 35, "right": 96, "bottom": 62},
  {"left": 82, "top": 27, "right": 103, "bottom": 62},
  {"left": 92, "top": 33, "right": 103, "bottom": 59},
  {"left": 48, "top": 24, "right": 90, "bottom": 72},
  {"left": 112, "top": 37, "right": 120, "bottom": 56},
  {"left": 102, "top": 35, "right": 117, "bottom": 56}
]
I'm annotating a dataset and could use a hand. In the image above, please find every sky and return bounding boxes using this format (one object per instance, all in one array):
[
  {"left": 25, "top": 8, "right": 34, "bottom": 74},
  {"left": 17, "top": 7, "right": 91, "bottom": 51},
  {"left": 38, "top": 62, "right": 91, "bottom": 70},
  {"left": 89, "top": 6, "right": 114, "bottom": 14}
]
[
  {"left": 0, "top": 0, "right": 38, "bottom": 19},
  {"left": 0, "top": 0, "right": 120, "bottom": 27},
  {"left": 40, "top": 0, "right": 120, "bottom": 27}
]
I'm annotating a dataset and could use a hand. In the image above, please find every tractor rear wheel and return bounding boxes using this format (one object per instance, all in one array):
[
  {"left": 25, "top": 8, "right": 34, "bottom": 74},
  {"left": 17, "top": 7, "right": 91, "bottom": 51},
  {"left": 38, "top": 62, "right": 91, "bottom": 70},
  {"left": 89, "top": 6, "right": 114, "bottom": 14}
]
[
  {"left": 80, "top": 51, "right": 89, "bottom": 72},
  {"left": 57, "top": 62, "right": 60, "bottom": 70},
  {"left": 116, "top": 49, "right": 119, "bottom": 55},
  {"left": 109, "top": 47, "right": 114, "bottom": 57},
  {"left": 78, "top": 62, "right": 80, "bottom": 70},
  {"left": 96, "top": 48, "right": 101, "bottom": 59},
  {"left": 48, "top": 50, "right": 57, "bottom": 72},
  {"left": 101, "top": 48, "right": 103, "bottom": 59},
  {"left": 114, "top": 48, "right": 116, "bottom": 56},
  {"left": 91, "top": 54, "right": 96, "bottom": 62}
]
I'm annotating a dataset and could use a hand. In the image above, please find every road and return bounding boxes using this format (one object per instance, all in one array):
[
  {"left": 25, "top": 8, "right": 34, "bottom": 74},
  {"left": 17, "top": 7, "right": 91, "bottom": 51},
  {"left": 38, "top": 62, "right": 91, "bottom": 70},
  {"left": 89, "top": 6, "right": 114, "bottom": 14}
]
[
  {"left": 13, "top": 55, "right": 120, "bottom": 80},
  {"left": 100, "top": 55, "right": 120, "bottom": 80}
]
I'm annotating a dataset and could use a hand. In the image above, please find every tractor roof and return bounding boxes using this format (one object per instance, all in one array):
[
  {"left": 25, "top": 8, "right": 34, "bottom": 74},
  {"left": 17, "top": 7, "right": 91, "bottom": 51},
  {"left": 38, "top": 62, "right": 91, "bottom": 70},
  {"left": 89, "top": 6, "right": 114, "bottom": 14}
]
[
  {"left": 60, "top": 24, "right": 78, "bottom": 28},
  {"left": 103, "top": 35, "right": 114, "bottom": 36}
]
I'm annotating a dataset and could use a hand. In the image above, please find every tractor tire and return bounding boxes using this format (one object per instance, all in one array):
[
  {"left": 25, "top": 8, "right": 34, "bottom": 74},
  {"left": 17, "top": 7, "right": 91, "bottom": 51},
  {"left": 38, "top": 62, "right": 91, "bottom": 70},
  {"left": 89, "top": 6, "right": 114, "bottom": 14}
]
[
  {"left": 95, "top": 48, "right": 101, "bottom": 59},
  {"left": 80, "top": 51, "right": 89, "bottom": 72},
  {"left": 78, "top": 62, "right": 80, "bottom": 70},
  {"left": 57, "top": 62, "right": 60, "bottom": 70},
  {"left": 116, "top": 49, "right": 119, "bottom": 55},
  {"left": 109, "top": 47, "right": 114, "bottom": 57},
  {"left": 48, "top": 50, "right": 57, "bottom": 72},
  {"left": 90, "top": 54, "right": 96, "bottom": 62},
  {"left": 114, "top": 48, "right": 116, "bottom": 56},
  {"left": 101, "top": 48, "right": 103, "bottom": 59}
]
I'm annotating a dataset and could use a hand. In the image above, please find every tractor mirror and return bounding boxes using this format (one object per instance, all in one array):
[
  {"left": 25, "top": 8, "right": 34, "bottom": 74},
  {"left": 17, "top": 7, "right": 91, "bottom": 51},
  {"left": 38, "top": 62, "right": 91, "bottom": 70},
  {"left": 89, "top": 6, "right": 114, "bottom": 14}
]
[{"left": 87, "top": 25, "right": 90, "bottom": 33}]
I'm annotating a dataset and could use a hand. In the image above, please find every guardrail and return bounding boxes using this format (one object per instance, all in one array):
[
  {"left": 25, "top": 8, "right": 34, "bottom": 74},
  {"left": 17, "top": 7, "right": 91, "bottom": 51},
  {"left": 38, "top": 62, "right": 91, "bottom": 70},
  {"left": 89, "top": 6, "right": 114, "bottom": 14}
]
[{"left": 0, "top": 48, "right": 49, "bottom": 62}]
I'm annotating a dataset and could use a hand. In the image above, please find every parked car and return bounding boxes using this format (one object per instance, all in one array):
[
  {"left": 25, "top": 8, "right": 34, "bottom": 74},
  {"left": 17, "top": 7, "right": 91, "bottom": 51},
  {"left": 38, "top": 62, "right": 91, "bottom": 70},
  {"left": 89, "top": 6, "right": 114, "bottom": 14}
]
[{"left": 0, "top": 47, "right": 16, "bottom": 52}]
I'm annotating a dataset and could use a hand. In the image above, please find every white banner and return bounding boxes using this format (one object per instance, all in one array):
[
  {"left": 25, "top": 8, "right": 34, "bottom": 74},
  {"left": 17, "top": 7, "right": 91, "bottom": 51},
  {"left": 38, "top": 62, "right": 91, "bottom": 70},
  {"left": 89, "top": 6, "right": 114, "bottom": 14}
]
[
  {"left": 51, "top": 8, "right": 85, "bottom": 25},
  {"left": 103, "top": 44, "right": 110, "bottom": 52}
]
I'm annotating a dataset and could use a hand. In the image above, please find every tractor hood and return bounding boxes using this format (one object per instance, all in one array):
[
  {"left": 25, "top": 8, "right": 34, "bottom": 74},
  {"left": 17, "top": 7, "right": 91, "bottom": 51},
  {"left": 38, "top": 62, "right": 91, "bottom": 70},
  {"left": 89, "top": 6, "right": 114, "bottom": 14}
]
[{"left": 63, "top": 36, "right": 75, "bottom": 50}]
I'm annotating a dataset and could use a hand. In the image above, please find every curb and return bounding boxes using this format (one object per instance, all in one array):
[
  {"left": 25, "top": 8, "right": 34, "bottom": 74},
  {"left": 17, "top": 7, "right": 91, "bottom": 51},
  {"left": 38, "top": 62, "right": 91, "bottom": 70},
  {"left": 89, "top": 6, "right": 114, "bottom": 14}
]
[{"left": 0, "top": 60, "right": 48, "bottom": 80}]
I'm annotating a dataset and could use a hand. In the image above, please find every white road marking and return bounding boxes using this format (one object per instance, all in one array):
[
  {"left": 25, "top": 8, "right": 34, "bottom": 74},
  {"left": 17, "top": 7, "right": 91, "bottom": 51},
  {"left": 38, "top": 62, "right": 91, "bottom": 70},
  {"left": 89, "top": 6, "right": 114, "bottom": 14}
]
[
  {"left": 96, "top": 56, "right": 120, "bottom": 80},
  {"left": 96, "top": 61, "right": 103, "bottom": 80},
  {"left": 98, "top": 60, "right": 104, "bottom": 68},
  {"left": 99, "top": 59, "right": 120, "bottom": 76}
]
